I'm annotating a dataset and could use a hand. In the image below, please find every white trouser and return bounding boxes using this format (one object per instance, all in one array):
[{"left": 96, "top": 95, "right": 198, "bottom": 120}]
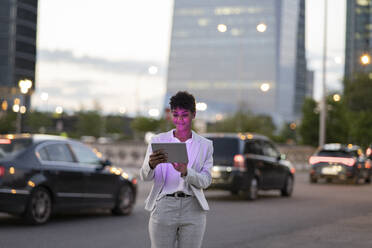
[{"left": 149, "top": 196, "right": 207, "bottom": 248}]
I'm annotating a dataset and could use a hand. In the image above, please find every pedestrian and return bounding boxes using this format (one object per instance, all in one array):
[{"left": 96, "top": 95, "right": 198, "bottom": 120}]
[{"left": 140, "top": 91, "right": 213, "bottom": 248}]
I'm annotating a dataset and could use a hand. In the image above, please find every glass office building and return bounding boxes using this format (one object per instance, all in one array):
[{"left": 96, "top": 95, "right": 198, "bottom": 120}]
[
  {"left": 0, "top": 0, "right": 38, "bottom": 109},
  {"left": 344, "top": 0, "right": 372, "bottom": 79},
  {"left": 166, "top": 0, "right": 307, "bottom": 125}
]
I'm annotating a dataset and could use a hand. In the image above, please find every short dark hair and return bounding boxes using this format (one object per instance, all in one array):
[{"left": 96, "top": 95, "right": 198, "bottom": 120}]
[{"left": 169, "top": 91, "right": 196, "bottom": 113}]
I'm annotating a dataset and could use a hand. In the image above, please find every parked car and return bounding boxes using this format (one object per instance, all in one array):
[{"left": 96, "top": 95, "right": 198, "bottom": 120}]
[
  {"left": 203, "top": 133, "right": 295, "bottom": 200},
  {"left": 309, "top": 143, "right": 371, "bottom": 184},
  {"left": 0, "top": 134, "right": 137, "bottom": 224}
]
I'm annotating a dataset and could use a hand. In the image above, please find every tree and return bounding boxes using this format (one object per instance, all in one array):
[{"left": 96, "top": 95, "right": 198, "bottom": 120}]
[
  {"left": 0, "top": 111, "right": 16, "bottom": 134},
  {"left": 207, "top": 110, "right": 276, "bottom": 138},
  {"left": 298, "top": 98, "right": 319, "bottom": 146}
]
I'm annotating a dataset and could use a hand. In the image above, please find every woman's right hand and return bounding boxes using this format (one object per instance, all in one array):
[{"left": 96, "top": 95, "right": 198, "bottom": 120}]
[{"left": 149, "top": 150, "right": 168, "bottom": 169}]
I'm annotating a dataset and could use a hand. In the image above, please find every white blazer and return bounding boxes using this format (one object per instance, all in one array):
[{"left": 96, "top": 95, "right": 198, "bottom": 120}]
[{"left": 140, "top": 129, "right": 213, "bottom": 211}]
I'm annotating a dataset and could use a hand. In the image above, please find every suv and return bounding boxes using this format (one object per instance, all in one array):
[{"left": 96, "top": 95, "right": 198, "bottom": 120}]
[
  {"left": 309, "top": 143, "right": 371, "bottom": 184},
  {"left": 203, "top": 133, "right": 295, "bottom": 200}
]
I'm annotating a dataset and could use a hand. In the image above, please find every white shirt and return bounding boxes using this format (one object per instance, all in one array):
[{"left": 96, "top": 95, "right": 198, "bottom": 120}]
[{"left": 158, "top": 131, "right": 194, "bottom": 198}]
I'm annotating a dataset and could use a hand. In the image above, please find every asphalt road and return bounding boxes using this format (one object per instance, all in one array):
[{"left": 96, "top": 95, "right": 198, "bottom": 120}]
[{"left": 1, "top": 172, "right": 372, "bottom": 248}]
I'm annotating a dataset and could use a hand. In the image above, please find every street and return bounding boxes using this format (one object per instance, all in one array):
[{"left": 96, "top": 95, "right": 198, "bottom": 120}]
[{"left": 1, "top": 172, "right": 372, "bottom": 248}]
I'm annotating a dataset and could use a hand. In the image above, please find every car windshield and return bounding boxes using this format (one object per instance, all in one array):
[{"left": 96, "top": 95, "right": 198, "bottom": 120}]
[
  {"left": 317, "top": 150, "right": 357, "bottom": 158},
  {"left": 207, "top": 137, "right": 239, "bottom": 165},
  {"left": 0, "top": 138, "right": 33, "bottom": 159}
]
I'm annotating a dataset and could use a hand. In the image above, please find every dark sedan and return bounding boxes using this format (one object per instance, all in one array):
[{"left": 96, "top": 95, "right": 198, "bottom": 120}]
[{"left": 0, "top": 134, "right": 137, "bottom": 224}]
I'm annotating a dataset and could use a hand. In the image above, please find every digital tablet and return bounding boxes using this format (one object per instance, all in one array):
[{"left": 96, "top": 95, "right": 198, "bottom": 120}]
[{"left": 151, "top": 143, "right": 188, "bottom": 164}]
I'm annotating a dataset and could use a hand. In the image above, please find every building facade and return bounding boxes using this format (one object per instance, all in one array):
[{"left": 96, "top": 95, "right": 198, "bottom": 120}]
[
  {"left": 344, "top": 0, "right": 372, "bottom": 79},
  {"left": 0, "top": 0, "right": 38, "bottom": 110},
  {"left": 166, "top": 0, "right": 307, "bottom": 126}
]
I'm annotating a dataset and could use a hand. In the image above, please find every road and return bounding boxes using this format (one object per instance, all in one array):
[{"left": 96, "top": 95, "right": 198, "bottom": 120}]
[{"left": 1, "top": 172, "right": 372, "bottom": 248}]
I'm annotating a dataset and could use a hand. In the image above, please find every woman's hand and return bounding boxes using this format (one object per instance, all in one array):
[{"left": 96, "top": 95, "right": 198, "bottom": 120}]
[
  {"left": 172, "top": 163, "right": 188, "bottom": 177},
  {"left": 149, "top": 150, "right": 168, "bottom": 169}
]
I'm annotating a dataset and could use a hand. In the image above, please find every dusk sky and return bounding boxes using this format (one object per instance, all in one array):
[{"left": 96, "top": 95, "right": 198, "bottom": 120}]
[{"left": 33, "top": 0, "right": 346, "bottom": 116}]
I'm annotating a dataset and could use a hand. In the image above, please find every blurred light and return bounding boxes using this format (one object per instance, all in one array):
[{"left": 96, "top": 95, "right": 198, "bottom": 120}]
[
  {"left": 148, "top": 108, "right": 160, "bottom": 117},
  {"left": 119, "top": 107, "right": 126, "bottom": 114},
  {"left": 132, "top": 178, "right": 137, "bottom": 185},
  {"left": 334, "top": 57, "right": 342, "bottom": 64},
  {"left": 14, "top": 98, "right": 20, "bottom": 105},
  {"left": 247, "top": 133, "right": 253, "bottom": 139},
  {"left": 260, "top": 83, "right": 270, "bottom": 92},
  {"left": 196, "top": 102, "right": 207, "bottom": 111},
  {"left": 360, "top": 54, "right": 371, "bottom": 65},
  {"left": 20, "top": 106, "right": 26, "bottom": 114},
  {"left": 333, "top": 94, "right": 341, "bottom": 102},
  {"left": 11, "top": 189, "right": 16, "bottom": 194},
  {"left": 357, "top": 0, "right": 370, "bottom": 6},
  {"left": 6, "top": 134, "right": 14, "bottom": 139},
  {"left": 215, "top": 113, "right": 223, "bottom": 121},
  {"left": 12, "top": 104, "right": 20, "bottom": 113},
  {"left": 121, "top": 172, "right": 129, "bottom": 179},
  {"left": 198, "top": 18, "right": 209, "bottom": 26},
  {"left": 290, "top": 122, "right": 297, "bottom": 130},
  {"left": 9, "top": 167, "right": 15, "bottom": 174},
  {"left": 256, "top": 23, "right": 267, "bottom": 32},
  {"left": 55, "top": 106, "right": 63, "bottom": 114},
  {"left": 217, "top": 24, "right": 227, "bottom": 32},
  {"left": 28, "top": 180, "right": 35, "bottom": 188},
  {"left": 18, "top": 79, "right": 32, "bottom": 94},
  {"left": 231, "top": 28, "right": 242, "bottom": 36},
  {"left": 1, "top": 100, "right": 8, "bottom": 111},
  {"left": 348, "top": 144, "right": 353, "bottom": 149},
  {"left": 148, "top": 66, "right": 158, "bottom": 75},
  {"left": 40, "top": 92, "right": 49, "bottom": 101}
]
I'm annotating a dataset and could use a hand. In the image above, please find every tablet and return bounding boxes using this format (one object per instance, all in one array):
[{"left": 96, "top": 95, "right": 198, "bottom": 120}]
[{"left": 151, "top": 143, "right": 188, "bottom": 164}]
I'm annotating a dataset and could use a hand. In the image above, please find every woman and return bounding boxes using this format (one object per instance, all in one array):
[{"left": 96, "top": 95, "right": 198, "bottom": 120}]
[{"left": 140, "top": 91, "right": 213, "bottom": 248}]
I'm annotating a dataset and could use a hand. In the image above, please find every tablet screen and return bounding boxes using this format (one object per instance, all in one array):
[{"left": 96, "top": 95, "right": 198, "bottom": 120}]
[{"left": 151, "top": 143, "right": 188, "bottom": 164}]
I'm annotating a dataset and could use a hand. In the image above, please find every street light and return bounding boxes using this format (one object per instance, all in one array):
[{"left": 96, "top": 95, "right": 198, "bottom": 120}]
[
  {"left": 360, "top": 54, "right": 371, "bottom": 65},
  {"left": 256, "top": 23, "right": 267, "bottom": 33},
  {"left": 260, "top": 83, "right": 270, "bottom": 92},
  {"left": 333, "top": 94, "right": 341, "bottom": 102},
  {"left": 196, "top": 102, "right": 208, "bottom": 111},
  {"left": 135, "top": 66, "right": 158, "bottom": 116},
  {"left": 217, "top": 24, "right": 227, "bottom": 33},
  {"left": 16, "top": 79, "right": 33, "bottom": 133},
  {"left": 55, "top": 106, "right": 63, "bottom": 115}
]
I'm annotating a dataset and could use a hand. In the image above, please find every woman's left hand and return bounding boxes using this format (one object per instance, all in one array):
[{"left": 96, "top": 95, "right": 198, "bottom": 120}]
[{"left": 172, "top": 163, "right": 188, "bottom": 177}]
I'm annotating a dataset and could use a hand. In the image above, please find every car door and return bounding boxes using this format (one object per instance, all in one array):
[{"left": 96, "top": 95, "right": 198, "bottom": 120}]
[
  {"left": 244, "top": 140, "right": 270, "bottom": 188},
  {"left": 260, "top": 140, "right": 281, "bottom": 189},
  {"left": 37, "top": 142, "right": 85, "bottom": 209},
  {"left": 68, "top": 142, "right": 117, "bottom": 207},
  {"left": 266, "top": 141, "right": 287, "bottom": 187}
]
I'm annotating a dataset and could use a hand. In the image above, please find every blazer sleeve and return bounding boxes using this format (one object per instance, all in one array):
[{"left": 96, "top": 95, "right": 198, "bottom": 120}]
[
  {"left": 139, "top": 140, "right": 155, "bottom": 181},
  {"left": 184, "top": 140, "right": 213, "bottom": 189}
]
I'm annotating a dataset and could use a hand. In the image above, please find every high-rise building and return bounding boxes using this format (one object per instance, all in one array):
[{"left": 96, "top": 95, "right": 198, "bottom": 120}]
[
  {"left": 344, "top": 0, "right": 372, "bottom": 79},
  {"left": 166, "top": 0, "right": 307, "bottom": 126},
  {"left": 0, "top": 0, "right": 38, "bottom": 111}
]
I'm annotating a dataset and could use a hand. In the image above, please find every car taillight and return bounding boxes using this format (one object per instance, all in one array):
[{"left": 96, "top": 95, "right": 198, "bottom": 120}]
[
  {"left": 0, "top": 166, "right": 5, "bottom": 177},
  {"left": 234, "top": 154, "right": 245, "bottom": 169},
  {"left": 367, "top": 148, "right": 372, "bottom": 157},
  {"left": 290, "top": 168, "right": 296, "bottom": 174},
  {"left": 309, "top": 156, "right": 356, "bottom": 166}
]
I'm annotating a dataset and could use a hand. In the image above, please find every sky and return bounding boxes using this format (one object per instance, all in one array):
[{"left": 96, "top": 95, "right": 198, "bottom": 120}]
[{"left": 33, "top": 0, "right": 346, "bottom": 116}]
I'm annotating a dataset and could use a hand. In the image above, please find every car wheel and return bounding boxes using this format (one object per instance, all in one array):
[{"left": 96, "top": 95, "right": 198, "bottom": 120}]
[
  {"left": 112, "top": 185, "right": 134, "bottom": 216},
  {"left": 24, "top": 187, "right": 52, "bottom": 225},
  {"left": 281, "top": 175, "right": 294, "bottom": 197},
  {"left": 365, "top": 175, "right": 371, "bottom": 184},
  {"left": 244, "top": 177, "right": 258, "bottom": 201},
  {"left": 310, "top": 177, "right": 317, "bottom": 184}
]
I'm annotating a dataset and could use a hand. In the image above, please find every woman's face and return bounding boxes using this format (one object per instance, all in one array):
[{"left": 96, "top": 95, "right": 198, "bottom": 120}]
[{"left": 171, "top": 107, "right": 195, "bottom": 132}]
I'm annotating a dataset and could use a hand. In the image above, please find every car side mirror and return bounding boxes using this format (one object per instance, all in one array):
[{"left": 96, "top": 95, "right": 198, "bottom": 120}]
[{"left": 100, "top": 159, "right": 112, "bottom": 167}]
